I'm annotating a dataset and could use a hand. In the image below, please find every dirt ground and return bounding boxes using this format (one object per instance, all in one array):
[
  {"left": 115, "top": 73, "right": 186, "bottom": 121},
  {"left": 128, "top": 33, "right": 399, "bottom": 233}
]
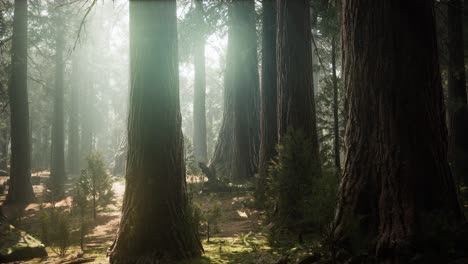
[{"left": 0, "top": 174, "right": 281, "bottom": 264}]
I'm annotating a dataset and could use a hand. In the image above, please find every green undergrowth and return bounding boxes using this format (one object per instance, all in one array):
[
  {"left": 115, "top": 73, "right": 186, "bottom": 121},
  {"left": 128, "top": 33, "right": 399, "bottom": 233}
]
[
  {"left": 19, "top": 178, "right": 328, "bottom": 263},
  {"left": 179, "top": 236, "right": 324, "bottom": 264}
]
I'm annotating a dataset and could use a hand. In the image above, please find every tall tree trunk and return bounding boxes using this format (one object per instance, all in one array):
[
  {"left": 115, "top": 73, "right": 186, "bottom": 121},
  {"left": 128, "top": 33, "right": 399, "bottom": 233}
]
[
  {"left": 276, "top": 0, "right": 321, "bottom": 236},
  {"left": 447, "top": 0, "right": 468, "bottom": 187},
  {"left": 5, "top": 0, "right": 35, "bottom": 205},
  {"left": 80, "top": 58, "right": 94, "bottom": 166},
  {"left": 210, "top": 0, "right": 260, "bottom": 181},
  {"left": 0, "top": 123, "right": 9, "bottom": 171},
  {"left": 331, "top": 35, "right": 341, "bottom": 172},
  {"left": 109, "top": 1, "right": 202, "bottom": 262},
  {"left": 68, "top": 51, "right": 80, "bottom": 176},
  {"left": 256, "top": 0, "right": 277, "bottom": 205},
  {"left": 43, "top": 126, "right": 51, "bottom": 170},
  {"left": 50, "top": 2, "right": 66, "bottom": 190},
  {"left": 334, "top": 1, "right": 465, "bottom": 261},
  {"left": 277, "top": 0, "right": 320, "bottom": 145},
  {"left": 193, "top": 0, "right": 208, "bottom": 163}
]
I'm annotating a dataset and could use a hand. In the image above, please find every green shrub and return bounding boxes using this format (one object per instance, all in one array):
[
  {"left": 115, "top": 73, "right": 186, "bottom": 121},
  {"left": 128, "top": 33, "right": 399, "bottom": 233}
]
[
  {"left": 195, "top": 194, "right": 222, "bottom": 242},
  {"left": 184, "top": 136, "right": 201, "bottom": 176},
  {"left": 72, "top": 170, "right": 92, "bottom": 250},
  {"left": 70, "top": 153, "right": 114, "bottom": 250},
  {"left": 38, "top": 205, "right": 71, "bottom": 257},
  {"left": 82, "top": 152, "right": 115, "bottom": 219},
  {"left": 52, "top": 212, "right": 71, "bottom": 257},
  {"left": 38, "top": 204, "right": 50, "bottom": 244},
  {"left": 265, "top": 128, "right": 337, "bottom": 243}
]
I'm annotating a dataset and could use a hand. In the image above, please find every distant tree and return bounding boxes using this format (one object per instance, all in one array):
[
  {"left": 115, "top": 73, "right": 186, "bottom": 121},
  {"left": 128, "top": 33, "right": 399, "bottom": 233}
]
[
  {"left": 80, "top": 54, "right": 95, "bottom": 167},
  {"left": 333, "top": 1, "right": 465, "bottom": 261},
  {"left": 80, "top": 91, "right": 94, "bottom": 166},
  {"left": 447, "top": 0, "right": 468, "bottom": 187},
  {"left": 210, "top": 0, "right": 259, "bottom": 181},
  {"left": 50, "top": 0, "right": 66, "bottom": 191},
  {"left": 193, "top": 0, "right": 208, "bottom": 163},
  {"left": 109, "top": 1, "right": 202, "bottom": 262},
  {"left": 310, "top": 0, "right": 344, "bottom": 171},
  {"left": 0, "top": 2, "right": 11, "bottom": 173},
  {"left": 5, "top": 0, "right": 35, "bottom": 205},
  {"left": 68, "top": 50, "right": 81, "bottom": 176},
  {"left": 0, "top": 122, "right": 8, "bottom": 171},
  {"left": 330, "top": 35, "right": 340, "bottom": 172},
  {"left": 256, "top": 0, "right": 277, "bottom": 206}
]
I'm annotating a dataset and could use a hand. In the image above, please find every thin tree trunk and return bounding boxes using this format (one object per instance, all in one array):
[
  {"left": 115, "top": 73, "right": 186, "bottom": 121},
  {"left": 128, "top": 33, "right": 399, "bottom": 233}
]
[
  {"left": 210, "top": 0, "right": 259, "bottom": 181},
  {"left": 50, "top": 1, "right": 66, "bottom": 190},
  {"left": 334, "top": 1, "right": 465, "bottom": 261},
  {"left": 256, "top": 0, "right": 277, "bottom": 206},
  {"left": 68, "top": 51, "right": 80, "bottom": 176},
  {"left": 331, "top": 35, "right": 341, "bottom": 172},
  {"left": 42, "top": 125, "right": 50, "bottom": 170},
  {"left": 447, "top": 0, "right": 468, "bottom": 187},
  {"left": 5, "top": 0, "right": 35, "bottom": 205},
  {"left": 193, "top": 0, "right": 208, "bottom": 163},
  {"left": 80, "top": 66, "right": 94, "bottom": 166},
  {"left": 109, "top": 1, "right": 202, "bottom": 262},
  {"left": 0, "top": 124, "right": 9, "bottom": 171}
]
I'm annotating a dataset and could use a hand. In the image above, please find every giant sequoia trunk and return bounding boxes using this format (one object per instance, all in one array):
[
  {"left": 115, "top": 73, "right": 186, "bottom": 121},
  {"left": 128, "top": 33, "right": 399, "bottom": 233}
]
[
  {"left": 5, "top": 0, "right": 35, "bottom": 205},
  {"left": 277, "top": 0, "right": 320, "bottom": 145},
  {"left": 68, "top": 52, "right": 80, "bottom": 176},
  {"left": 50, "top": 2, "right": 66, "bottom": 189},
  {"left": 210, "top": 0, "right": 259, "bottom": 181},
  {"left": 334, "top": 1, "right": 465, "bottom": 261},
  {"left": 447, "top": 0, "right": 468, "bottom": 187},
  {"left": 109, "top": 1, "right": 202, "bottom": 262},
  {"left": 275, "top": 0, "right": 321, "bottom": 234},
  {"left": 193, "top": 0, "right": 208, "bottom": 163},
  {"left": 256, "top": 0, "right": 277, "bottom": 205}
]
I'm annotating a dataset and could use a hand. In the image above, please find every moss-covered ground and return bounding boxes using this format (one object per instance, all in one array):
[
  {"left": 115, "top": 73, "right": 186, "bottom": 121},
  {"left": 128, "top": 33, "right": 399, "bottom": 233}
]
[{"left": 0, "top": 174, "right": 323, "bottom": 263}]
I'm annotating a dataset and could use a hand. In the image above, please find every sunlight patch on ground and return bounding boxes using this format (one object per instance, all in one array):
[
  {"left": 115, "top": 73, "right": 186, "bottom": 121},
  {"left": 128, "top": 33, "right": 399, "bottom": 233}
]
[{"left": 236, "top": 210, "right": 248, "bottom": 219}]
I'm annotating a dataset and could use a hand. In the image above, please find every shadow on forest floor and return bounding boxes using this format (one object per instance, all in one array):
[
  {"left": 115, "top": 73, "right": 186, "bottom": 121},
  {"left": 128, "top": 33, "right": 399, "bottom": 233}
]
[
  {"left": 0, "top": 173, "right": 305, "bottom": 263},
  {"left": 1, "top": 173, "right": 468, "bottom": 263}
]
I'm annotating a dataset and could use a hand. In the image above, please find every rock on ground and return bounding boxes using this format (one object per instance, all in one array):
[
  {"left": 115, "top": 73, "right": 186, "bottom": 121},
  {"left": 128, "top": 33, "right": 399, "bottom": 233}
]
[{"left": 0, "top": 221, "right": 47, "bottom": 262}]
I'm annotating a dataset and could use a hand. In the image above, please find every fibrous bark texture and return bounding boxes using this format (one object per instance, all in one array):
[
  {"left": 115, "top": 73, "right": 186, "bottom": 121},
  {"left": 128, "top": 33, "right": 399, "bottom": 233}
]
[
  {"left": 447, "top": 0, "right": 468, "bottom": 186},
  {"left": 6, "top": 0, "right": 35, "bottom": 205},
  {"left": 109, "top": 1, "right": 202, "bottom": 262},
  {"left": 210, "top": 0, "right": 259, "bottom": 181},
  {"left": 257, "top": 0, "right": 277, "bottom": 205},
  {"left": 334, "top": 0, "right": 465, "bottom": 261},
  {"left": 275, "top": 0, "right": 321, "bottom": 235},
  {"left": 277, "top": 0, "right": 320, "bottom": 146}
]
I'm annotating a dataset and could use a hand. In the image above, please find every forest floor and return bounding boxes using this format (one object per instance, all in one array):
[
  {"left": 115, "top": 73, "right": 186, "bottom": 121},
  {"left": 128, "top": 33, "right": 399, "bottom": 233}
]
[{"left": 0, "top": 173, "right": 315, "bottom": 264}]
